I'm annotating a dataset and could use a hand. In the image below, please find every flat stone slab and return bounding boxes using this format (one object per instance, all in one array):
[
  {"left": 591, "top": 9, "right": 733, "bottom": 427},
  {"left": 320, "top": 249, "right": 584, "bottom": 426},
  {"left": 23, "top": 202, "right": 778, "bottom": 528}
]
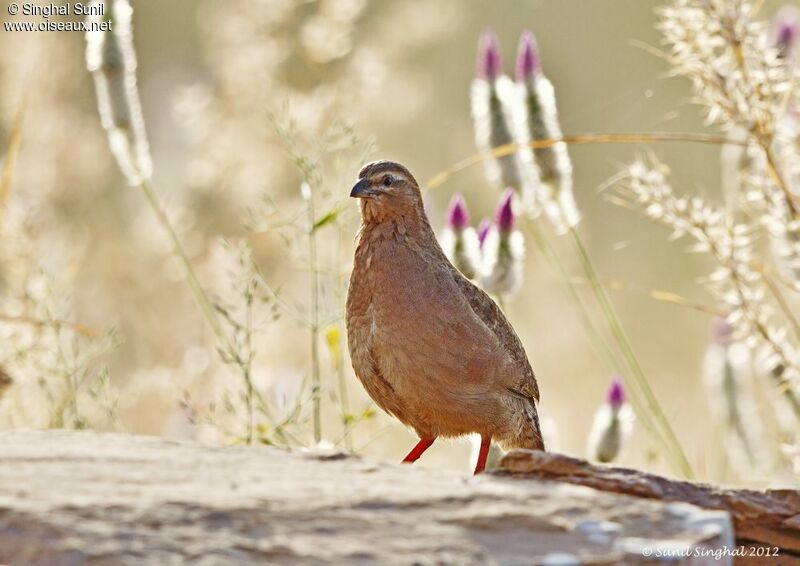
[
  {"left": 500, "top": 449, "right": 800, "bottom": 559},
  {"left": 0, "top": 431, "right": 732, "bottom": 565}
]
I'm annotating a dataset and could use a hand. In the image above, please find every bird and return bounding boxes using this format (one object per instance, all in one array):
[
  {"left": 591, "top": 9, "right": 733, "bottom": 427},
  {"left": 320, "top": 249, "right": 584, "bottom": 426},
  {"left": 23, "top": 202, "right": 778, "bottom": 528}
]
[{"left": 345, "top": 160, "right": 544, "bottom": 475}]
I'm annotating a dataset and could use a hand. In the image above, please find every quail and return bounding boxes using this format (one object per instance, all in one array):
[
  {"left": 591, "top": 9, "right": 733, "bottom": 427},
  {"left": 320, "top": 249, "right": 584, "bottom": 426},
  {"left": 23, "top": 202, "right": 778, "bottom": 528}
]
[{"left": 346, "top": 160, "right": 544, "bottom": 474}]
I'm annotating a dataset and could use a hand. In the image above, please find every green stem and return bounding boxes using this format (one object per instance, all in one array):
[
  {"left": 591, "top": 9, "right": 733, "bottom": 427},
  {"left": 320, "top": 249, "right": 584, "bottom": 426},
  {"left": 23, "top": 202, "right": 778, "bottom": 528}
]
[
  {"left": 524, "top": 216, "right": 673, "bottom": 458},
  {"left": 138, "top": 179, "right": 274, "bottom": 443},
  {"left": 335, "top": 226, "right": 353, "bottom": 451},
  {"left": 306, "top": 187, "right": 322, "bottom": 444},
  {"left": 333, "top": 404, "right": 375, "bottom": 448},
  {"left": 336, "top": 358, "right": 353, "bottom": 451},
  {"left": 568, "top": 226, "right": 694, "bottom": 479},
  {"left": 523, "top": 217, "right": 619, "bottom": 374},
  {"left": 138, "top": 179, "right": 226, "bottom": 345},
  {"left": 244, "top": 286, "right": 255, "bottom": 444}
]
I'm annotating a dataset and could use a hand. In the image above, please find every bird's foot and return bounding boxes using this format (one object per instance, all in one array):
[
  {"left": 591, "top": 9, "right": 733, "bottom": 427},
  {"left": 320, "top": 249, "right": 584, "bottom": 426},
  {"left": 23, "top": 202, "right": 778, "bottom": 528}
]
[
  {"left": 473, "top": 435, "right": 492, "bottom": 475},
  {"left": 401, "top": 437, "right": 435, "bottom": 464}
]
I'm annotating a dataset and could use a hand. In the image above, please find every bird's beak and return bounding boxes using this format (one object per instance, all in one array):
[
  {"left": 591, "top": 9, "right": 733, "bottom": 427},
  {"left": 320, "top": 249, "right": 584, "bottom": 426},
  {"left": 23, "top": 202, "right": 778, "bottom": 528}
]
[{"left": 350, "top": 178, "right": 373, "bottom": 198}]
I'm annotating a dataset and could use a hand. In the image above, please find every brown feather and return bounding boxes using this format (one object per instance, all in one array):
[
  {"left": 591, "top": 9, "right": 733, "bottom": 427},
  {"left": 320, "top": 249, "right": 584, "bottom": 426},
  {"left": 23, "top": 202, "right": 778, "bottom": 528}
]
[{"left": 346, "top": 161, "right": 544, "bottom": 450}]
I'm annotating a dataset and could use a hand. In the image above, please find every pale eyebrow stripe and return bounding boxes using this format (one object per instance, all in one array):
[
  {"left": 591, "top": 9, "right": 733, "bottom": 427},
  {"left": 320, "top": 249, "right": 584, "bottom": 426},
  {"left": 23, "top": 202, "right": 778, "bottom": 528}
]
[{"left": 374, "top": 173, "right": 408, "bottom": 183}]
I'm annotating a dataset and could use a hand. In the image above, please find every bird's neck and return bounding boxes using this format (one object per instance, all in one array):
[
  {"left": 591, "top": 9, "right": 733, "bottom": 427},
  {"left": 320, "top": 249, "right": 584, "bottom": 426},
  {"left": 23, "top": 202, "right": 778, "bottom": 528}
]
[{"left": 358, "top": 203, "right": 437, "bottom": 247}]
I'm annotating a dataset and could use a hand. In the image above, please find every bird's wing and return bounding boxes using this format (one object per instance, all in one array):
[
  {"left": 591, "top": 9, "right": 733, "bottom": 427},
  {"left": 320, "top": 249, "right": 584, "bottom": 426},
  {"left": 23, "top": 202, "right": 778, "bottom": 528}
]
[{"left": 452, "top": 271, "right": 540, "bottom": 403}]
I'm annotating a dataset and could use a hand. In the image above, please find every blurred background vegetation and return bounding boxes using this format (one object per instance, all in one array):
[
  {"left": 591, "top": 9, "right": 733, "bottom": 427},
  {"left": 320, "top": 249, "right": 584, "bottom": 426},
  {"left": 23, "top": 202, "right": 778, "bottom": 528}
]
[{"left": 0, "top": 0, "right": 796, "bottom": 485}]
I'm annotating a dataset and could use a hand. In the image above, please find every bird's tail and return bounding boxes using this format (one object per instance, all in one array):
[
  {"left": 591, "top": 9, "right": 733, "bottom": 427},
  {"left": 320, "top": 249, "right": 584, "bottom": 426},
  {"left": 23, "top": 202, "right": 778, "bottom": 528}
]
[{"left": 500, "top": 401, "right": 546, "bottom": 451}]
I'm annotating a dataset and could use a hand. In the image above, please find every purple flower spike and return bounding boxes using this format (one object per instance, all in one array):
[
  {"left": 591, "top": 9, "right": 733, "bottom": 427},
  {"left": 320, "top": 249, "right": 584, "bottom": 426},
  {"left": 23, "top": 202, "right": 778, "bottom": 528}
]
[
  {"left": 607, "top": 375, "right": 625, "bottom": 408},
  {"left": 711, "top": 316, "right": 733, "bottom": 345},
  {"left": 447, "top": 194, "right": 470, "bottom": 230},
  {"left": 773, "top": 6, "right": 800, "bottom": 55},
  {"left": 516, "top": 30, "right": 541, "bottom": 81},
  {"left": 477, "top": 218, "right": 492, "bottom": 248},
  {"left": 496, "top": 188, "right": 516, "bottom": 233},
  {"left": 477, "top": 29, "right": 502, "bottom": 80}
]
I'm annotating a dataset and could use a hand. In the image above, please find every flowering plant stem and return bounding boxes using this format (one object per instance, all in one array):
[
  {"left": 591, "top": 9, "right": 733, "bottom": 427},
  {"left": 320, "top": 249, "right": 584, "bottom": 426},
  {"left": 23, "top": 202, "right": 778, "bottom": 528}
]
[
  {"left": 138, "top": 179, "right": 225, "bottom": 341},
  {"left": 306, "top": 187, "right": 322, "bottom": 444},
  {"left": 138, "top": 178, "right": 262, "bottom": 442},
  {"left": 336, "top": 231, "right": 354, "bottom": 452},
  {"left": 523, "top": 218, "right": 620, "bottom": 374},
  {"left": 336, "top": 359, "right": 352, "bottom": 451},
  {"left": 568, "top": 226, "right": 694, "bottom": 479},
  {"left": 525, "top": 215, "right": 688, "bottom": 475}
]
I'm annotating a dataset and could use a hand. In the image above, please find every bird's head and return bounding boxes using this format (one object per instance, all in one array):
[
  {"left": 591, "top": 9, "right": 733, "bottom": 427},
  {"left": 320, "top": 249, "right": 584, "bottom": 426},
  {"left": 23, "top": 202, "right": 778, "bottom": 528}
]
[{"left": 350, "top": 160, "right": 424, "bottom": 222}]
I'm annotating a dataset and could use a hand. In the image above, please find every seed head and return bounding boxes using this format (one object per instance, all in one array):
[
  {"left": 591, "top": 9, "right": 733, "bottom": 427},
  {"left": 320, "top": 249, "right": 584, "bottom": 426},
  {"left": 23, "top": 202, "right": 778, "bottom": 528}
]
[
  {"left": 477, "top": 218, "right": 492, "bottom": 249},
  {"left": 479, "top": 193, "right": 525, "bottom": 298},
  {"left": 471, "top": 30, "right": 540, "bottom": 202},
  {"left": 477, "top": 29, "right": 502, "bottom": 81},
  {"left": 772, "top": 6, "right": 800, "bottom": 57},
  {"left": 509, "top": 35, "right": 578, "bottom": 233},
  {"left": 606, "top": 375, "right": 625, "bottom": 408},
  {"left": 587, "top": 375, "right": 633, "bottom": 463},
  {"left": 447, "top": 193, "right": 470, "bottom": 230},
  {"left": 711, "top": 316, "right": 733, "bottom": 346},
  {"left": 440, "top": 195, "right": 480, "bottom": 279},
  {"left": 496, "top": 188, "right": 516, "bottom": 233},
  {"left": 516, "top": 30, "right": 541, "bottom": 81}
]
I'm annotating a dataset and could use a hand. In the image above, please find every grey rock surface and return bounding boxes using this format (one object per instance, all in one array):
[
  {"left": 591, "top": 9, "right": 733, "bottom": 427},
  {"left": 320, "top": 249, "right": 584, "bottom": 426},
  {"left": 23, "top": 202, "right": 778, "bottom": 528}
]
[{"left": 0, "top": 431, "right": 732, "bottom": 565}]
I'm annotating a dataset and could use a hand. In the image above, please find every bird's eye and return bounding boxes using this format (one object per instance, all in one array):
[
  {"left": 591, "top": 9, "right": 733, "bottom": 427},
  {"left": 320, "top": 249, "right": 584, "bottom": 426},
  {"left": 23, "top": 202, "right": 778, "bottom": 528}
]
[{"left": 382, "top": 175, "right": 393, "bottom": 187}]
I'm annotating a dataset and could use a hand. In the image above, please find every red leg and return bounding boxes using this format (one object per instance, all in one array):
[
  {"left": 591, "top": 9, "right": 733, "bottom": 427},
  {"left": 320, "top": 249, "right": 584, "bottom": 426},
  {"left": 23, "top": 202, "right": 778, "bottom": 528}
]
[
  {"left": 402, "top": 437, "right": 435, "bottom": 464},
  {"left": 474, "top": 435, "right": 492, "bottom": 475}
]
